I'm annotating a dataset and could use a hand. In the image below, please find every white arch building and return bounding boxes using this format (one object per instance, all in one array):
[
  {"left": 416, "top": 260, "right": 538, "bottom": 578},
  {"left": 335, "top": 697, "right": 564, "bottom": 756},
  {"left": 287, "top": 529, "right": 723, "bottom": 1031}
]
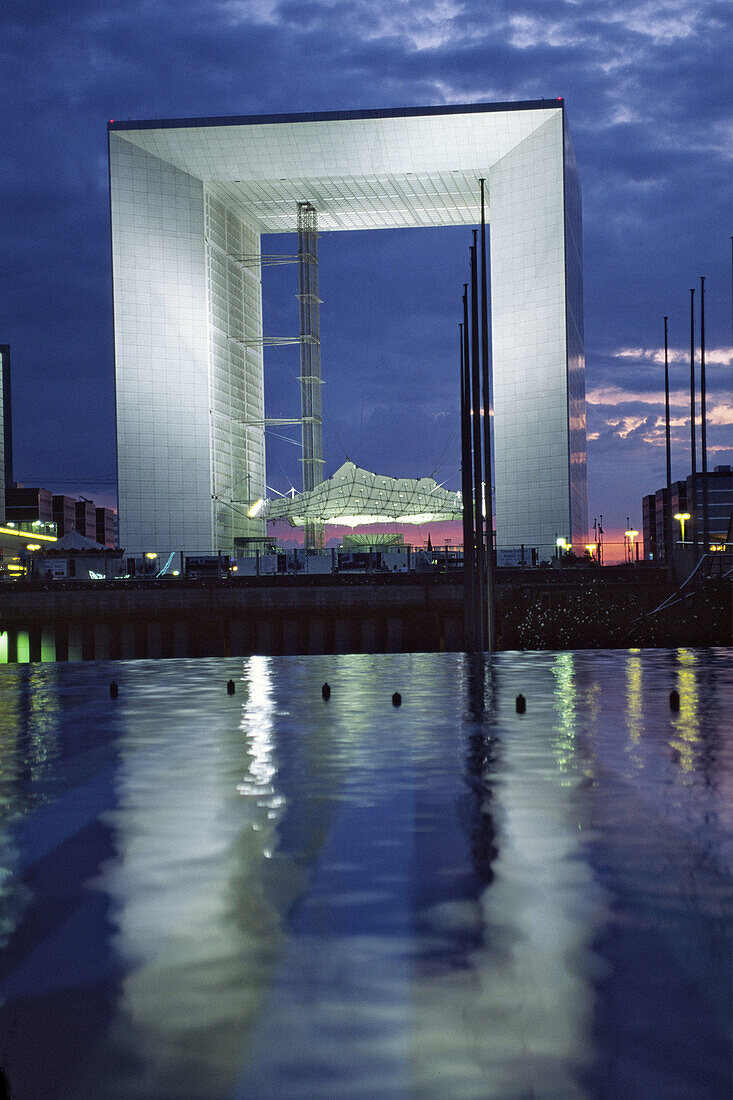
[{"left": 109, "top": 100, "right": 587, "bottom": 558}]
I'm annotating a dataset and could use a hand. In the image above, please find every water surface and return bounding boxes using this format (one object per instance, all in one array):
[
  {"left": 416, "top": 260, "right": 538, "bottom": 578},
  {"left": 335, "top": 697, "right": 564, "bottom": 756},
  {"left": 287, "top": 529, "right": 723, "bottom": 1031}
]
[{"left": 0, "top": 649, "right": 730, "bottom": 1098}]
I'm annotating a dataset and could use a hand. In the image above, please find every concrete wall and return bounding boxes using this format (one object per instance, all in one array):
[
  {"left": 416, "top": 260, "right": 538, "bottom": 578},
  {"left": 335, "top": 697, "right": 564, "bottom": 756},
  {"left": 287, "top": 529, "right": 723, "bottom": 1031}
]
[
  {"left": 0, "top": 578, "right": 463, "bottom": 662},
  {"left": 2, "top": 568, "right": 724, "bottom": 663}
]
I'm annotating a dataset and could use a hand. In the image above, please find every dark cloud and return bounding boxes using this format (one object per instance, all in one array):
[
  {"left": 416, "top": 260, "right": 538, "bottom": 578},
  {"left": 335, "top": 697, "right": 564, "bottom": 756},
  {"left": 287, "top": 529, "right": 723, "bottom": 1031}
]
[{"left": 1, "top": 0, "right": 731, "bottom": 529}]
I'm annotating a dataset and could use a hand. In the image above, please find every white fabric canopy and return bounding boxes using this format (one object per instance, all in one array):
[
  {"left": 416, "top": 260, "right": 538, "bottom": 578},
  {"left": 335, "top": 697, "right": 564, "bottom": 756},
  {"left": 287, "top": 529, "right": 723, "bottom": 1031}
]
[{"left": 266, "top": 462, "right": 462, "bottom": 528}]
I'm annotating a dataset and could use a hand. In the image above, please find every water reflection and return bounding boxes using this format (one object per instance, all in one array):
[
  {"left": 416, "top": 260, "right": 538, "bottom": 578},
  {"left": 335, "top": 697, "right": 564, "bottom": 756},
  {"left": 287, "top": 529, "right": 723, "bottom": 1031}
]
[
  {"left": 85, "top": 660, "right": 295, "bottom": 1099},
  {"left": 0, "top": 666, "right": 65, "bottom": 956},
  {"left": 0, "top": 651, "right": 729, "bottom": 1098},
  {"left": 237, "top": 654, "right": 283, "bottom": 856},
  {"left": 626, "top": 651, "right": 643, "bottom": 752},
  {"left": 670, "top": 648, "right": 701, "bottom": 774},
  {"left": 459, "top": 652, "right": 608, "bottom": 1098},
  {"left": 551, "top": 650, "right": 578, "bottom": 782},
  {"left": 460, "top": 656, "right": 498, "bottom": 887},
  {"left": 0, "top": 670, "right": 31, "bottom": 956}
]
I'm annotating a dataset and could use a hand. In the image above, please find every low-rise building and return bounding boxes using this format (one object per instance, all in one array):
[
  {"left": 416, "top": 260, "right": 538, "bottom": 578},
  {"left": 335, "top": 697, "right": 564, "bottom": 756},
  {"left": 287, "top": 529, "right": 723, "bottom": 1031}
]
[
  {"left": 75, "top": 499, "right": 97, "bottom": 540},
  {"left": 52, "top": 495, "right": 77, "bottom": 538},
  {"left": 95, "top": 506, "right": 116, "bottom": 548},
  {"left": 643, "top": 467, "right": 731, "bottom": 559},
  {"left": 36, "top": 531, "right": 125, "bottom": 580},
  {"left": 5, "top": 486, "right": 54, "bottom": 526}
]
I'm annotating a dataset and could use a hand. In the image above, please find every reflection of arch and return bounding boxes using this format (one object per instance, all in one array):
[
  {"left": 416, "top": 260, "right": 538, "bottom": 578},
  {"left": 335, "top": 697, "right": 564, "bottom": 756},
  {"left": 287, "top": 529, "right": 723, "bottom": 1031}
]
[
  {"left": 88, "top": 659, "right": 294, "bottom": 1098},
  {"left": 466, "top": 651, "right": 606, "bottom": 1095},
  {"left": 87, "top": 656, "right": 349, "bottom": 1098}
]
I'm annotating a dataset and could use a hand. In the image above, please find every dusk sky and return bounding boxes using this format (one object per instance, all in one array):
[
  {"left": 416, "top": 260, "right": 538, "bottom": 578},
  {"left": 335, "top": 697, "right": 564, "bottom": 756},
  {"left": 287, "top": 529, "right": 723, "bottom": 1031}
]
[{"left": 2, "top": 0, "right": 732, "bottom": 553}]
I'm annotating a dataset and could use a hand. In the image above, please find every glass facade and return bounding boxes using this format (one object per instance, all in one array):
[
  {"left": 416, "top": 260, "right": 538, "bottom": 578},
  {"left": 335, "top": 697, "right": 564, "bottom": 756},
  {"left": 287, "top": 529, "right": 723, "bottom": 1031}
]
[{"left": 205, "top": 192, "right": 266, "bottom": 549}]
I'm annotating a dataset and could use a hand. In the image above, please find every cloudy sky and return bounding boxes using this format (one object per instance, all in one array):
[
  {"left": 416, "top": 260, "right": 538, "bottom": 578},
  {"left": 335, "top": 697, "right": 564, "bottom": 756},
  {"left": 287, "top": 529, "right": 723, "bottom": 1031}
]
[{"left": 2, "top": 0, "right": 731, "bottom": 550}]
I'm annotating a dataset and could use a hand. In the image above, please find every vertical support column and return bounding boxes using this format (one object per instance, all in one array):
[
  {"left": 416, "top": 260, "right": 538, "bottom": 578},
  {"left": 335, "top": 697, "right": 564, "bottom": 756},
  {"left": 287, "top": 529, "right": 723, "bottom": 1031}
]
[
  {"left": 663, "top": 317, "right": 674, "bottom": 581},
  {"left": 470, "top": 236, "right": 487, "bottom": 650},
  {"left": 16, "top": 630, "right": 30, "bottom": 664},
  {"left": 689, "top": 287, "right": 698, "bottom": 562},
  {"left": 94, "top": 624, "right": 111, "bottom": 661},
  {"left": 699, "top": 276, "right": 710, "bottom": 556},
  {"left": 41, "top": 627, "right": 56, "bottom": 663},
  {"left": 0, "top": 345, "right": 11, "bottom": 527},
  {"left": 68, "top": 625, "right": 83, "bottom": 662},
  {"left": 297, "top": 202, "right": 325, "bottom": 549},
  {"left": 461, "top": 297, "right": 476, "bottom": 651},
  {"left": 479, "top": 178, "right": 495, "bottom": 651}
]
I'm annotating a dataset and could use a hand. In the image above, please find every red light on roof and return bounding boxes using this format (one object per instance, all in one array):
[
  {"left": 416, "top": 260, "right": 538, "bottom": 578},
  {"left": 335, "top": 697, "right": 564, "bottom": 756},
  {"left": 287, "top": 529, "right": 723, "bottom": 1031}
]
[{"left": 109, "top": 119, "right": 115, "bottom": 123}]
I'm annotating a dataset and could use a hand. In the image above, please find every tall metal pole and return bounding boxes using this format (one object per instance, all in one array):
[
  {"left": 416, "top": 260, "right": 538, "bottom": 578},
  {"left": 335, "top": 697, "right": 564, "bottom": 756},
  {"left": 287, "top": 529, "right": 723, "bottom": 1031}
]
[
  {"left": 700, "top": 276, "right": 710, "bottom": 556},
  {"left": 470, "top": 237, "right": 487, "bottom": 649},
  {"left": 689, "top": 287, "right": 698, "bottom": 562},
  {"left": 297, "top": 202, "right": 324, "bottom": 549},
  {"left": 663, "top": 316, "right": 673, "bottom": 581},
  {"left": 460, "top": 320, "right": 475, "bottom": 650},
  {"left": 479, "top": 178, "right": 495, "bottom": 651}
]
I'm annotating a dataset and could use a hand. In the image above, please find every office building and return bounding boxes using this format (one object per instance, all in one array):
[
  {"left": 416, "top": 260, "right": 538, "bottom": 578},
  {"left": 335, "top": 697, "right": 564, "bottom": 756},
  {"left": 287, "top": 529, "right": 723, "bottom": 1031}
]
[
  {"left": 5, "top": 486, "right": 54, "bottom": 527},
  {"left": 52, "top": 495, "right": 77, "bottom": 538},
  {"left": 109, "top": 100, "right": 587, "bottom": 559},
  {"left": 96, "top": 506, "right": 117, "bottom": 549},
  {"left": 643, "top": 466, "right": 732, "bottom": 559},
  {"left": 75, "top": 499, "right": 97, "bottom": 540}
]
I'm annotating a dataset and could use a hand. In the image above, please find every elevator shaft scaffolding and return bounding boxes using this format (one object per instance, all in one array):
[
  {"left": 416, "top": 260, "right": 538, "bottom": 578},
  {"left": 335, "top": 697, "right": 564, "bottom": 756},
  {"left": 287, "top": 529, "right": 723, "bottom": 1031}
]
[{"left": 297, "top": 202, "right": 325, "bottom": 549}]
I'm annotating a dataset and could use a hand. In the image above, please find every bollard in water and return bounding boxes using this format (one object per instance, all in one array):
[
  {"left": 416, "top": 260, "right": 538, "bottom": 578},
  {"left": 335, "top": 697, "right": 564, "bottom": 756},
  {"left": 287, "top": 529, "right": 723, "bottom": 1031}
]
[
  {"left": 322, "top": 682, "right": 331, "bottom": 701},
  {"left": 516, "top": 693, "right": 526, "bottom": 714},
  {"left": 110, "top": 681, "right": 119, "bottom": 699},
  {"left": 669, "top": 689, "right": 680, "bottom": 712},
  {"left": 227, "top": 680, "right": 236, "bottom": 696},
  {"left": 392, "top": 692, "right": 402, "bottom": 707}
]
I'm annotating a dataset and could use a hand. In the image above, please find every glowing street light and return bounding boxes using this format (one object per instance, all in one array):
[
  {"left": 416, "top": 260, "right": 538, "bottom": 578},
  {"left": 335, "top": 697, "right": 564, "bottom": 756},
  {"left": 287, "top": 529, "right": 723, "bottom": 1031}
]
[
  {"left": 674, "top": 512, "right": 690, "bottom": 543},
  {"left": 625, "top": 528, "right": 639, "bottom": 562}
]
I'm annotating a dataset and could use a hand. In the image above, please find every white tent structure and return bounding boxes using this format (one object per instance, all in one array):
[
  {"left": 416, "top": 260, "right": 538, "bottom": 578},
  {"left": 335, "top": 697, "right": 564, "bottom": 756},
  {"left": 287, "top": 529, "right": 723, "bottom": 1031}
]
[
  {"left": 53, "top": 531, "right": 107, "bottom": 551},
  {"left": 265, "top": 462, "right": 462, "bottom": 528}
]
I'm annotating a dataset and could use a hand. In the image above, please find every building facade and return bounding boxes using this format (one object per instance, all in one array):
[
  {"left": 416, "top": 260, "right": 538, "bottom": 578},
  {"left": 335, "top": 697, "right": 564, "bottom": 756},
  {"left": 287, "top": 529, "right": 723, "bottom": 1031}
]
[
  {"left": 109, "top": 101, "right": 587, "bottom": 558},
  {"left": 643, "top": 467, "right": 731, "bottom": 559},
  {"left": 5, "top": 486, "right": 54, "bottom": 526},
  {"left": 5, "top": 488, "right": 118, "bottom": 548},
  {"left": 96, "top": 506, "right": 117, "bottom": 549},
  {"left": 52, "top": 495, "right": 77, "bottom": 538},
  {"left": 75, "top": 499, "right": 97, "bottom": 540}
]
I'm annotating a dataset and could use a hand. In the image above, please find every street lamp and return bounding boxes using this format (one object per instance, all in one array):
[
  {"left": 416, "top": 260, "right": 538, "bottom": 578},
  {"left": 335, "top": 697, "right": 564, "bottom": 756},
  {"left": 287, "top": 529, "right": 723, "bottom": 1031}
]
[
  {"left": 625, "top": 529, "right": 639, "bottom": 562},
  {"left": 674, "top": 512, "right": 690, "bottom": 543}
]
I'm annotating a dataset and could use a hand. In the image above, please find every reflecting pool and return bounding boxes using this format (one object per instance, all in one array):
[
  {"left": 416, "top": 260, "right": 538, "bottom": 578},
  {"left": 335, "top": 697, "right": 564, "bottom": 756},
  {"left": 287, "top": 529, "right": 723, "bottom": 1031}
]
[{"left": 0, "top": 650, "right": 730, "bottom": 1098}]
